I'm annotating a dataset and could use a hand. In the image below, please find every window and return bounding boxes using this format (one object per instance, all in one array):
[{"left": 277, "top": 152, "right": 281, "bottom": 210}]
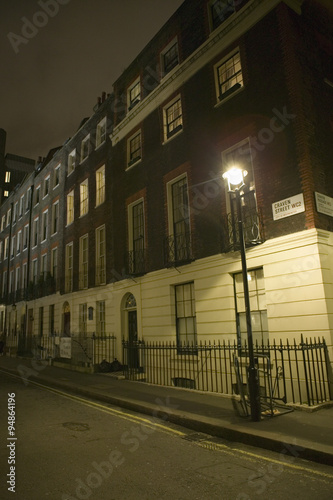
[
  {"left": 96, "top": 300, "right": 106, "bottom": 336},
  {"left": 127, "top": 131, "right": 142, "bottom": 167},
  {"left": 42, "top": 210, "right": 48, "bottom": 241},
  {"left": 19, "top": 195, "right": 24, "bottom": 216},
  {"left": 127, "top": 78, "right": 141, "bottom": 111},
  {"left": 33, "top": 217, "right": 39, "bottom": 247},
  {"left": 9, "top": 271, "right": 14, "bottom": 294},
  {"left": 80, "top": 179, "right": 89, "bottom": 216},
  {"left": 68, "top": 149, "right": 76, "bottom": 175},
  {"left": 96, "top": 165, "right": 105, "bottom": 206},
  {"left": 214, "top": 49, "right": 243, "bottom": 102},
  {"left": 79, "top": 234, "right": 88, "bottom": 289},
  {"left": 128, "top": 200, "right": 145, "bottom": 275},
  {"left": 10, "top": 235, "right": 15, "bottom": 259},
  {"left": 96, "top": 225, "right": 106, "bottom": 285},
  {"left": 23, "top": 224, "right": 29, "bottom": 250},
  {"left": 53, "top": 164, "right": 60, "bottom": 188},
  {"left": 96, "top": 117, "right": 106, "bottom": 148},
  {"left": 22, "top": 263, "right": 28, "bottom": 289},
  {"left": 2, "top": 271, "right": 7, "bottom": 296},
  {"left": 0, "top": 241, "right": 2, "bottom": 262},
  {"left": 51, "top": 201, "right": 59, "bottom": 235},
  {"left": 6, "top": 208, "right": 11, "bottom": 227},
  {"left": 41, "top": 253, "right": 47, "bottom": 280},
  {"left": 67, "top": 190, "right": 74, "bottom": 225},
  {"left": 51, "top": 247, "right": 58, "bottom": 285},
  {"left": 163, "top": 96, "right": 183, "bottom": 141},
  {"left": 4, "top": 191, "right": 9, "bottom": 197},
  {"left": 209, "top": 0, "right": 236, "bottom": 31},
  {"left": 167, "top": 176, "right": 191, "bottom": 264},
  {"left": 161, "top": 38, "right": 179, "bottom": 76},
  {"left": 175, "top": 282, "right": 197, "bottom": 348},
  {"left": 1, "top": 215, "right": 5, "bottom": 231},
  {"left": 65, "top": 243, "right": 73, "bottom": 293},
  {"left": 35, "top": 187, "right": 40, "bottom": 206},
  {"left": 32, "top": 259, "right": 38, "bottom": 285},
  {"left": 234, "top": 268, "right": 268, "bottom": 346},
  {"left": 13, "top": 202, "right": 18, "bottom": 224},
  {"left": 15, "top": 267, "right": 20, "bottom": 292},
  {"left": 43, "top": 176, "right": 50, "bottom": 198},
  {"left": 81, "top": 134, "right": 90, "bottom": 162},
  {"left": 5, "top": 171, "right": 11, "bottom": 183},
  {"left": 26, "top": 187, "right": 31, "bottom": 211},
  {"left": 79, "top": 303, "right": 87, "bottom": 335},
  {"left": 4, "top": 237, "right": 9, "bottom": 259},
  {"left": 17, "top": 231, "right": 22, "bottom": 255}
]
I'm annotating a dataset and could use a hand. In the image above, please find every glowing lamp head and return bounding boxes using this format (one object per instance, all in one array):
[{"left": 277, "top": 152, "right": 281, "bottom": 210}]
[{"left": 223, "top": 167, "right": 247, "bottom": 191}]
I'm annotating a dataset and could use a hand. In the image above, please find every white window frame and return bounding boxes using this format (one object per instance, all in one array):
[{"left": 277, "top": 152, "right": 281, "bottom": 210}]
[
  {"left": 51, "top": 201, "right": 59, "bottom": 235},
  {"left": 96, "top": 300, "right": 106, "bottom": 336},
  {"left": 96, "top": 165, "right": 105, "bottom": 206},
  {"left": 53, "top": 164, "right": 60, "bottom": 188},
  {"left": 26, "top": 187, "right": 32, "bottom": 211},
  {"left": 41, "top": 253, "right": 47, "bottom": 280},
  {"left": 96, "top": 117, "right": 106, "bottom": 148},
  {"left": 22, "top": 263, "right": 28, "bottom": 289},
  {"left": 163, "top": 95, "right": 183, "bottom": 143},
  {"left": 13, "top": 202, "right": 18, "bottom": 224},
  {"left": 32, "top": 259, "right": 38, "bottom": 285},
  {"left": 127, "top": 130, "right": 142, "bottom": 168},
  {"left": 1, "top": 215, "right": 6, "bottom": 231},
  {"left": 160, "top": 37, "right": 179, "bottom": 77},
  {"left": 81, "top": 134, "right": 90, "bottom": 163},
  {"left": 96, "top": 225, "right": 106, "bottom": 286},
  {"left": 68, "top": 149, "right": 76, "bottom": 176},
  {"left": 214, "top": 48, "right": 243, "bottom": 105},
  {"left": 127, "top": 77, "right": 141, "bottom": 111},
  {"left": 51, "top": 247, "right": 58, "bottom": 281},
  {"left": 67, "top": 190, "right": 74, "bottom": 226},
  {"left": 23, "top": 224, "right": 29, "bottom": 250},
  {"left": 35, "top": 187, "right": 40, "bottom": 206},
  {"left": 42, "top": 210, "right": 48, "bottom": 242},
  {"left": 10, "top": 235, "right": 15, "bottom": 260},
  {"left": 4, "top": 237, "right": 9, "bottom": 259},
  {"left": 79, "top": 234, "right": 89, "bottom": 290},
  {"left": 32, "top": 217, "right": 39, "bottom": 248},
  {"left": 208, "top": 0, "right": 236, "bottom": 32},
  {"left": 17, "top": 230, "right": 22, "bottom": 255},
  {"left": 80, "top": 179, "right": 89, "bottom": 217},
  {"left": 6, "top": 208, "right": 11, "bottom": 227},
  {"left": 65, "top": 243, "right": 73, "bottom": 293},
  {"left": 43, "top": 176, "right": 50, "bottom": 199}
]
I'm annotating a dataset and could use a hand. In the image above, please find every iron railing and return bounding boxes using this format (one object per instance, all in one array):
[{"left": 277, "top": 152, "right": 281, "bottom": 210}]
[
  {"left": 164, "top": 232, "right": 192, "bottom": 267},
  {"left": 126, "top": 249, "right": 146, "bottom": 276},
  {"left": 123, "top": 336, "right": 332, "bottom": 407}
]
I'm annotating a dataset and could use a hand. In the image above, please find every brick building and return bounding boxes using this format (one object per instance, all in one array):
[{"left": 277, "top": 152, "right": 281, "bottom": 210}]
[{"left": 0, "top": 0, "right": 332, "bottom": 368}]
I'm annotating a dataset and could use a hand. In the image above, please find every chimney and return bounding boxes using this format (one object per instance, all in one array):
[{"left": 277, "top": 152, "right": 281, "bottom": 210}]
[{"left": 101, "top": 91, "right": 106, "bottom": 102}]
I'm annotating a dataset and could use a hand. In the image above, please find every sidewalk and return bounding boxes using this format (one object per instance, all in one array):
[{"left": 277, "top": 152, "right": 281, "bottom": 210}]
[{"left": 1, "top": 355, "right": 333, "bottom": 466}]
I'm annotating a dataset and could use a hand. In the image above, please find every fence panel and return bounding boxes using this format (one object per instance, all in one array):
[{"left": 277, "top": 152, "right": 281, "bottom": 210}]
[{"left": 123, "top": 337, "right": 332, "bottom": 407}]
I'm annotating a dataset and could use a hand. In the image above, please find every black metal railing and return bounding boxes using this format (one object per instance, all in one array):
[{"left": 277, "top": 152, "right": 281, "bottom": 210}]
[
  {"left": 222, "top": 206, "right": 264, "bottom": 252},
  {"left": 126, "top": 249, "right": 146, "bottom": 276},
  {"left": 123, "top": 336, "right": 332, "bottom": 407},
  {"left": 164, "top": 232, "right": 192, "bottom": 267}
]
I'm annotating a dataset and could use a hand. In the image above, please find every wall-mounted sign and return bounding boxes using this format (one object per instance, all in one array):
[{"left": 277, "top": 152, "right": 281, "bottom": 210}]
[
  {"left": 315, "top": 192, "right": 333, "bottom": 217},
  {"left": 60, "top": 337, "right": 71, "bottom": 359},
  {"left": 272, "top": 193, "right": 305, "bottom": 221}
]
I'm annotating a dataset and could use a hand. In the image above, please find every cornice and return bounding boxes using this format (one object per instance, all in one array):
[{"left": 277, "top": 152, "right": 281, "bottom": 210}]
[{"left": 110, "top": 0, "right": 304, "bottom": 146}]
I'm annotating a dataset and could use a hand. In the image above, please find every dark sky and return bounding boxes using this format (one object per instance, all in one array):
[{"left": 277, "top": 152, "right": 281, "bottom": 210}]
[{"left": 0, "top": 0, "right": 184, "bottom": 161}]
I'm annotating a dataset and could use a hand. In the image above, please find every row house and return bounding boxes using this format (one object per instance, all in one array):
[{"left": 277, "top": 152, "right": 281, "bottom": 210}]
[{"left": 0, "top": 0, "right": 332, "bottom": 369}]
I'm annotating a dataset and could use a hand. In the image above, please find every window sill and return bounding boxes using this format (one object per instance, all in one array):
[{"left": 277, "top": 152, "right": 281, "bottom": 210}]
[
  {"left": 214, "top": 85, "right": 244, "bottom": 108},
  {"left": 95, "top": 140, "right": 106, "bottom": 151},
  {"left": 126, "top": 157, "right": 142, "bottom": 171},
  {"left": 162, "top": 127, "right": 183, "bottom": 145}
]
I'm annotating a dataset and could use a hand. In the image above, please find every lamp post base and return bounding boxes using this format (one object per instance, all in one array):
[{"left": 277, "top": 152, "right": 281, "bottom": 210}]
[{"left": 247, "top": 365, "right": 261, "bottom": 421}]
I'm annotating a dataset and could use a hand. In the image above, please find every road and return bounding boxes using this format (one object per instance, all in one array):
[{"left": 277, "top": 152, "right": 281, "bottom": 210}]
[{"left": 0, "top": 370, "right": 332, "bottom": 500}]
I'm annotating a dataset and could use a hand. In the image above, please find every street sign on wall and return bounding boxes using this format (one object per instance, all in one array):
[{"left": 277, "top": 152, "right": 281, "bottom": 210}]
[
  {"left": 315, "top": 192, "right": 333, "bottom": 217},
  {"left": 272, "top": 193, "right": 305, "bottom": 221}
]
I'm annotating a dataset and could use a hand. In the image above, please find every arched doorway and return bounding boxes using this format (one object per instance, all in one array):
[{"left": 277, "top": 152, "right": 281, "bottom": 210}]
[{"left": 62, "top": 302, "right": 70, "bottom": 336}]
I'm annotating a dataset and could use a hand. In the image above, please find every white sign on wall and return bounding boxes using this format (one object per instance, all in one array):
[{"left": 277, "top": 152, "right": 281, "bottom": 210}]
[
  {"left": 60, "top": 337, "right": 71, "bottom": 359},
  {"left": 272, "top": 193, "right": 305, "bottom": 221},
  {"left": 315, "top": 192, "right": 333, "bottom": 217}
]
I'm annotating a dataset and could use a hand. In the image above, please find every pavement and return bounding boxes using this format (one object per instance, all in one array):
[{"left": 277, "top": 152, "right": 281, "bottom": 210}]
[{"left": 1, "top": 355, "right": 333, "bottom": 466}]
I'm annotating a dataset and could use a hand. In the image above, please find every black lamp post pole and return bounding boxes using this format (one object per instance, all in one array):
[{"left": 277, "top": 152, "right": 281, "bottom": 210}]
[{"left": 235, "top": 188, "right": 261, "bottom": 422}]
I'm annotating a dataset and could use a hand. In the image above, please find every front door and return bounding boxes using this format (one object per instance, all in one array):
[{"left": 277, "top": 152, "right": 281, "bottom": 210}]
[{"left": 128, "top": 310, "right": 139, "bottom": 369}]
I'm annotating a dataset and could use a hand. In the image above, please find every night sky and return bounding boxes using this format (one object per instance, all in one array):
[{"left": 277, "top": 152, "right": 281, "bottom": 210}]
[{"left": 0, "top": 0, "right": 184, "bottom": 161}]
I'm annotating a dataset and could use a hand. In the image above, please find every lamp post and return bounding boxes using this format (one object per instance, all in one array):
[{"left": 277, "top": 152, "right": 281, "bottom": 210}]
[{"left": 223, "top": 167, "right": 261, "bottom": 422}]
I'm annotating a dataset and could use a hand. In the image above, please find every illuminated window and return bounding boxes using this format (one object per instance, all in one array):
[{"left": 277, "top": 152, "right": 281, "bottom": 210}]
[
  {"left": 5, "top": 171, "right": 11, "bottom": 183},
  {"left": 79, "top": 234, "right": 88, "bottom": 289},
  {"left": 67, "top": 190, "right": 74, "bottom": 225},
  {"left": 96, "top": 225, "right": 106, "bottom": 285},
  {"left": 127, "top": 78, "right": 141, "bottom": 111},
  {"left": 214, "top": 49, "right": 243, "bottom": 102},
  {"left": 163, "top": 95, "right": 183, "bottom": 142},
  {"left": 80, "top": 179, "right": 89, "bottom": 216},
  {"left": 96, "top": 165, "right": 105, "bottom": 206}
]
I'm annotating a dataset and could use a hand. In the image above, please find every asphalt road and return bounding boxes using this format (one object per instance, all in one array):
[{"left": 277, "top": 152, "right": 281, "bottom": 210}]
[{"left": 1, "top": 371, "right": 333, "bottom": 500}]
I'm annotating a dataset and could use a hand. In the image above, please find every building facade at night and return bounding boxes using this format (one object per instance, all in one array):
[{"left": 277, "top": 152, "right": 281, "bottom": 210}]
[{"left": 0, "top": 0, "right": 332, "bottom": 371}]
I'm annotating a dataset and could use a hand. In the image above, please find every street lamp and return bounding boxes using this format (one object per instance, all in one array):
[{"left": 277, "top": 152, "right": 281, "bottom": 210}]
[{"left": 223, "top": 167, "right": 261, "bottom": 422}]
